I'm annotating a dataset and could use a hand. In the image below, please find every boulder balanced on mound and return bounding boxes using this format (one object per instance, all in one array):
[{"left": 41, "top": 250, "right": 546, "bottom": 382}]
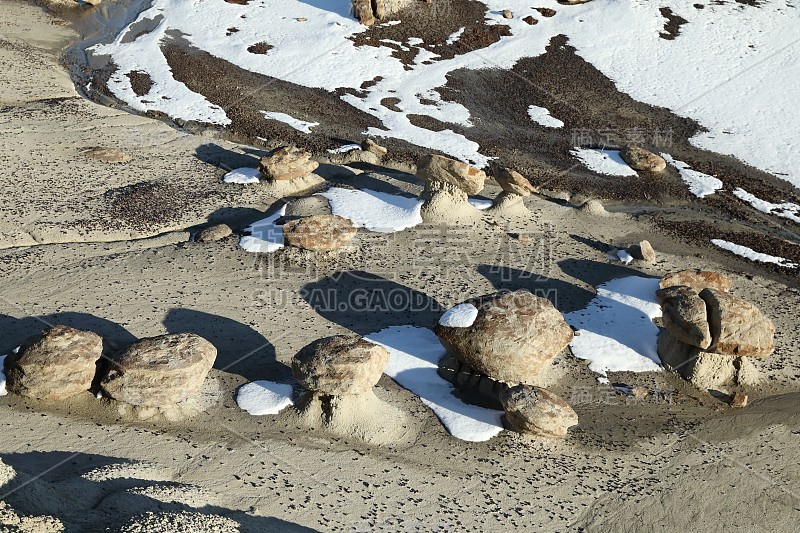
[
  {"left": 101, "top": 333, "right": 217, "bottom": 407},
  {"left": 489, "top": 168, "right": 534, "bottom": 215},
  {"left": 4, "top": 325, "right": 103, "bottom": 401},
  {"left": 257, "top": 145, "right": 324, "bottom": 196},
  {"left": 417, "top": 154, "right": 486, "bottom": 223},
  {"left": 435, "top": 290, "right": 574, "bottom": 385}
]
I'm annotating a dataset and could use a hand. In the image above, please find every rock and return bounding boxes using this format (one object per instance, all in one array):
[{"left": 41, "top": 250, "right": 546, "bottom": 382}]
[
  {"left": 195, "top": 223, "right": 232, "bottom": 243},
  {"left": 283, "top": 215, "right": 357, "bottom": 252},
  {"left": 285, "top": 196, "right": 332, "bottom": 218},
  {"left": 522, "top": 15, "right": 538, "bottom": 25},
  {"left": 437, "top": 355, "right": 507, "bottom": 410},
  {"left": 101, "top": 333, "right": 217, "bottom": 407},
  {"left": 494, "top": 168, "right": 535, "bottom": 197},
  {"left": 627, "top": 240, "right": 656, "bottom": 263},
  {"left": 258, "top": 146, "right": 319, "bottom": 181},
  {"left": 657, "top": 286, "right": 712, "bottom": 349},
  {"left": 659, "top": 269, "right": 733, "bottom": 295},
  {"left": 4, "top": 326, "right": 103, "bottom": 400},
  {"left": 82, "top": 146, "right": 129, "bottom": 163},
  {"left": 535, "top": 7, "right": 557, "bottom": 17},
  {"left": 500, "top": 385, "right": 578, "bottom": 438},
  {"left": 502, "top": 9, "right": 513, "bottom": 18},
  {"left": 631, "top": 386, "right": 649, "bottom": 398},
  {"left": 416, "top": 154, "right": 486, "bottom": 195},
  {"left": 353, "top": 0, "right": 414, "bottom": 24},
  {"left": 419, "top": 180, "right": 483, "bottom": 224},
  {"left": 578, "top": 199, "right": 608, "bottom": 216},
  {"left": 731, "top": 392, "right": 748, "bottom": 408},
  {"left": 619, "top": 145, "right": 666, "bottom": 172},
  {"left": 735, "top": 357, "right": 761, "bottom": 386},
  {"left": 656, "top": 331, "right": 737, "bottom": 390},
  {"left": 699, "top": 289, "right": 775, "bottom": 356},
  {"left": 489, "top": 191, "right": 529, "bottom": 215},
  {"left": 83, "top": 0, "right": 102, "bottom": 6},
  {"left": 352, "top": 0, "right": 376, "bottom": 25},
  {"left": 435, "top": 290, "right": 574, "bottom": 384},
  {"left": 361, "top": 138, "right": 388, "bottom": 158},
  {"left": 292, "top": 335, "right": 389, "bottom": 396}
]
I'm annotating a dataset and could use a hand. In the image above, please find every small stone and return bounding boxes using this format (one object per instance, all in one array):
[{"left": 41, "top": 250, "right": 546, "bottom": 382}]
[
  {"left": 361, "top": 138, "right": 388, "bottom": 158},
  {"left": 416, "top": 154, "right": 486, "bottom": 195},
  {"left": 292, "top": 335, "right": 389, "bottom": 396},
  {"left": 659, "top": 269, "right": 733, "bottom": 295},
  {"left": 631, "top": 386, "right": 649, "bottom": 398},
  {"left": 195, "top": 223, "right": 233, "bottom": 243},
  {"left": 522, "top": 15, "right": 538, "bottom": 25},
  {"left": 627, "top": 240, "right": 656, "bottom": 263},
  {"left": 500, "top": 385, "right": 578, "bottom": 438},
  {"left": 258, "top": 145, "right": 319, "bottom": 181},
  {"left": 502, "top": 9, "right": 513, "bottom": 18},
  {"left": 494, "top": 168, "right": 535, "bottom": 197},
  {"left": 283, "top": 215, "right": 357, "bottom": 252},
  {"left": 578, "top": 199, "right": 608, "bottom": 216},
  {"left": 101, "top": 333, "right": 217, "bottom": 407},
  {"left": 4, "top": 326, "right": 103, "bottom": 401},
  {"left": 731, "top": 392, "right": 748, "bottom": 408},
  {"left": 535, "top": 7, "right": 557, "bottom": 17},
  {"left": 82, "top": 146, "right": 130, "bottom": 163},
  {"left": 619, "top": 145, "right": 666, "bottom": 172}
]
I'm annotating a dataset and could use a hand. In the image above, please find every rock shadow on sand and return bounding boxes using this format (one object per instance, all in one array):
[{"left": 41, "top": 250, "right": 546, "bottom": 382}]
[
  {"left": 301, "top": 271, "right": 444, "bottom": 335},
  {"left": 0, "top": 312, "right": 136, "bottom": 355},
  {"left": 477, "top": 264, "right": 594, "bottom": 314}
]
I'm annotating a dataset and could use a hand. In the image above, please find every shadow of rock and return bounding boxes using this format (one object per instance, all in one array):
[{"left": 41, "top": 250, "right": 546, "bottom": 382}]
[
  {"left": 477, "top": 264, "right": 595, "bottom": 314},
  {"left": 301, "top": 271, "right": 444, "bottom": 335},
  {"left": 0, "top": 451, "right": 318, "bottom": 533},
  {"left": 569, "top": 233, "right": 613, "bottom": 254},
  {"left": 163, "top": 309, "right": 291, "bottom": 383},
  {"left": 0, "top": 312, "right": 136, "bottom": 355},
  {"left": 558, "top": 258, "right": 654, "bottom": 289},
  {"left": 195, "top": 143, "right": 264, "bottom": 172}
]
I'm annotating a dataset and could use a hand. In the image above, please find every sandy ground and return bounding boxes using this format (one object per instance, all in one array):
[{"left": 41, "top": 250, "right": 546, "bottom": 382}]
[{"left": 1, "top": 2, "right": 799, "bottom": 532}]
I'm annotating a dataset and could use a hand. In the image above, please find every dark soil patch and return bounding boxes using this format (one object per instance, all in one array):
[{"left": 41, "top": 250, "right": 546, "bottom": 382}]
[
  {"left": 247, "top": 42, "right": 272, "bottom": 55},
  {"left": 103, "top": 181, "right": 186, "bottom": 230},
  {"left": 659, "top": 7, "right": 688, "bottom": 40},
  {"left": 125, "top": 70, "right": 153, "bottom": 97}
]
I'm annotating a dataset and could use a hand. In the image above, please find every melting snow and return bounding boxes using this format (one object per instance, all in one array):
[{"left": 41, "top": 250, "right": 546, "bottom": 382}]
[
  {"left": 439, "top": 304, "right": 479, "bottom": 328},
  {"left": 239, "top": 204, "right": 287, "bottom": 253},
  {"left": 223, "top": 167, "right": 261, "bottom": 184},
  {"left": 261, "top": 111, "right": 319, "bottom": 133},
  {"left": 732, "top": 188, "right": 800, "bottom": 224},
  {"left": 467, "top": 197, "right": 493, "bottom": 210},
  {"left": 571, "top": 149, "right": 638, "bottom": 177},
  {"left": 661, "top": 153, "right": 722, "bottom": 198},
  {"left": 365, "top": 326, "right": 504, "bottom": 442},
  {"left": 565, "top": 276, "right": 663, "bottom": 377},
  {"left": 236, "top": 381, "right": 294, "bottom": 415},
  {"left": 527, "top": 105, "right": 564, "bottom": 128},
  {"left": 711, "top": 239, "right": 797, "bottom": 268},
  {"left": 0, "top": 354, "right": 6, "bottom": 396},
  {"left": 317, "top": 187, "right": 423, "bottom": 233},
  {"left": 327, "top": 144, "right": 362, "bottom": 154}
]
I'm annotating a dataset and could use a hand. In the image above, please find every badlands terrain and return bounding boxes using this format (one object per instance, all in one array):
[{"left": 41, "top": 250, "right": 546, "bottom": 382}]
[{"left": 1, "top": 0, "right": 799, "bottom": 531}]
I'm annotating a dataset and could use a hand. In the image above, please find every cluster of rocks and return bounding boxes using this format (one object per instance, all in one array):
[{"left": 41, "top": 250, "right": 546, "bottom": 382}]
[
  {"left": 291, "top": 334, "right": 410, "bottom": 444},
  {"left": 3, "top": 325, "right": 217, "bottom": 416},
  {"left": 656, "top": 269, "right": 774, "bottom": 391},
  {"left": 435, "top": 289, "right": 579, "bottom": 438}
]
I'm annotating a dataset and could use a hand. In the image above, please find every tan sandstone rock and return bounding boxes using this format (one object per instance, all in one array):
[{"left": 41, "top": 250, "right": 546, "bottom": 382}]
[
  {"left": 699, "top": 289, "right": 775, "bottom": 357},
  {"left": 657, "top": 286, "right": 712, "bottom": 349},
  {"left": 101, "top": 333, "right": 217, "bottom": 407},
  {"left": 658, "top": 269, "right": 733, "bottom": 296},
  {"left": 292, "top": 335, "right": 390, "bottom": 396},
  {"left": 283, "top": 215, "right": 357, "bottom": 252},
  {"left": 494, "top": 168, "right": 535, "bottom": 197},
  {"left": 195, "top": 223, "right": 233, "bottom": 243},
  {"left": 628, "top": 240, "right": 656, "bottom": 263},
  {"left": 435, "top": 290, "right": 574, "bottom": 385},
  {"left": 619, "top": 145, "right": 666, "bottom": 172},
  {"left": 500, "top": 385, "right": 578, "bottom": 438},
  {"left": 417, "top": 154, "right": 486, "bottom": 195},
  {"left": 258, "top": 145, "right": 319, "bottom": 181},
  {"left": 4, "top": 325, "right": 103, "bottom": 400}
]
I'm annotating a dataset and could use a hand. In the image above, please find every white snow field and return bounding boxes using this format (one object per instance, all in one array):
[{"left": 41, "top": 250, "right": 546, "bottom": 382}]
[
  {"left": 711, "top": 239, "right": 797, "bottom": 269},
  {"left": 239, "top": 204, "right": 287, "bottom": 253},
  {"left": 317, "top": 187, "right": 423, "bottom": 233},
  {"left": 571, "top": 148, "right": 637, "bottom": 177},
  {"left": 236, "top": 380, "right": 294, "bottom": 415},
  {"left": 661, "top": 153, "right": 723, "bottom": 198}
]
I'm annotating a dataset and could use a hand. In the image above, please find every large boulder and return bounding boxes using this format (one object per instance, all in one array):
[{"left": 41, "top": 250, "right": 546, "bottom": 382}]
[
  {"left": 292, "top": 335, "right": 389, "bottom": 396},
  {"left": 353, "top": 0, "right": 416, "bottom": 24},
  {"left": 619, "top": 145, "right": 666, "bottom": 172},
  {"left": 700, "top": 289, "right": 775, "bottom": 356},
  {"left": 500, "top": 385, "right": 578, "bottom": 438},
  {"left": 657, "top": 286, "right": 712, "bottom": 349},
  {"left": 416, "top": 154, "right": 486, "bottom": 195},
  {"left": 4, "top": 326, "right": 103, "bottom": 400},
  {"left": 283, "top": 215, "right": 357, "bottom": 252},
  {"left": 494, "top": 168, "right": 535, "bottom": 197},
  {"left": 434, "top": 290, "right": 574, "bottom": 384},
  {"left": 101, "top": 333, "right": 217, "bottom": 407},
  {"left": 658, "top": 269, "right": 732, "bottom": 297},
  {"left": 258, "top": 145, "right": 319, "bottom": 181}
]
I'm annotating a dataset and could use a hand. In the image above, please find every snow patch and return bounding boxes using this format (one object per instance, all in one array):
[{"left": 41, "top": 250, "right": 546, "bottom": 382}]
[
  {"left": 467, "top": 197, "right": 493, "bottom": 210},
  {"left": 565, "top": 276, "right": 663, "bottom": 377},
  {"left": 0, "top": 354, "right": 6, "bottom": 396},
  {"left": 223, "top": 167, "right": 261, "bottom": 184},
  {"left": 327, "top": 144, "right": 362, "bottom": 154},
  {"left": 527, "top": 105, "right": 564, "bottom": 128},
  {"left": 239, "top": 204, "right": 287, "bottom": 253},
  {"left": 732, "top": 188, "right": 800, "bottom": 224},
  {"left": 616, "top": 250, "right": 634, "bottom": 265},
  {"left": 365, "top": 326, "right": 504, "bottom": 442},
  {"left": 711, "top": 239, "right": 797, "bottom": 268},
  {"left": 571, "top": 149, "right": 638, "bottom": 177},
  {"left": 439, "top": 304, "right": 479, "bottom": 328},
  {"left": 260, "top": 111, "right": 319, "bottom": 133},
  {"left": 317, "top": 187, "right": 423, "bottom": 233},
  {"left": 236, "top": 381, "right": 294, "bottom": 415},
  {"left": 661, "top": 153, "right": 722, "bottom": 198}
]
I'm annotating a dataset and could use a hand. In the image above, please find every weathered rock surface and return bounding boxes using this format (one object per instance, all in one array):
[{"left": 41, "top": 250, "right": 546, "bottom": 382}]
[
  {"left": 657, "top": 286, "right": 712, "bottom": 349},
  {"left": 494, "top": 168, "right": 535, "bottom": 197},
  {"left": 361, "top": 138, "right": 387, "bottom": 158},
  {"left": 258, "top": 145, "right": 319, "bottom": 181},
  {"left": 195, "top": 223, "right": 232, "bottom": 243},
  {"left": 437, "top": 354, "right": 508, "bottom": 410},
  {"left": 82, "top": 146, "right": 129, "bottom": 163},
  {"left": 619, "top": 145, "right": 666, "bottom": 172},
  {"left": 292, "top": 335, "right": 389, "bottom": 395},
  {"left": 352, "top": 0, "right": 415, "bottom": 25},
  {"left": 417, "top": 154, "right": 486, "bottom": 195},
  {"left": 4, "top": 326, "right": 103, "bottom": 400},
  {"left": 283, "top": 215, "right": 357, "bottom": 252},
  {"left": 101, "top": 333, "right": 217, "bottom": 407},
  {"left": 700, "top": 289, "right": 775, "bottom": 356},
  {"left": 435, "top": 290, "right": 574, "bottom": 384},
  {"left": 500, "top": 385, "right": 578, "bottom": 438},
  {"left": 658, "top": 269, "right": 733, "bottom": 296},
  {"left": 628, "top": 240, "right": 656, "bottom": 263}
]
